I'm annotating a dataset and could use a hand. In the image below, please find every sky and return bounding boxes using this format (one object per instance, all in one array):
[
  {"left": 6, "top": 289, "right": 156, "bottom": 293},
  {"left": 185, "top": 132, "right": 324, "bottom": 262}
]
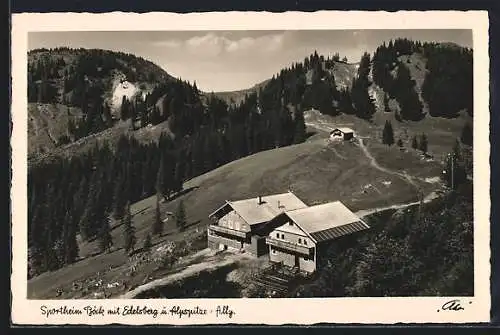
[{"left": 28, "top": 30, "right": 472, "bottom": 92}]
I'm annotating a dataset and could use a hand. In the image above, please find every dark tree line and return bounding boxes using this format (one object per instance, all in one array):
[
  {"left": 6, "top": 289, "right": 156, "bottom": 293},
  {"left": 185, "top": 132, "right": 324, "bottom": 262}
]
[
  {"left": 350, "top": 52, "right": 377, "bottom": 120},
  {"left": 422, "top": 44, "right": 473, "bottom": 118},
  {"left": 372, "top": 38, "right": 424, "bottom": 121},
  {"left": 372, "top": 38, "right": 472, "bottom": 120}
]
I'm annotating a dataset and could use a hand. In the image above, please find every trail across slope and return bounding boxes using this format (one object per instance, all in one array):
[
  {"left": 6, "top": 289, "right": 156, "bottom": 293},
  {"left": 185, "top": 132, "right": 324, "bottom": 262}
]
[
  {"left": 357, "top": 138, "right": 420, "bottom": 189},
  {"left": 354, "top": 191, "right": 440, "bottom": 218}
]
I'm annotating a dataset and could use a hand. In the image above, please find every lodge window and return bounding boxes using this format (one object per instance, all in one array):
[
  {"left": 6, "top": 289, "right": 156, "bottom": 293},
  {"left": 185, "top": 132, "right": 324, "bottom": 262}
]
[
  {"left": 281, "top": 234, "right": 285, "bottom": 239},
  {"left": 272, "top": 248, "right": 277, "bottom": 254},
  {"left": 298, "top": 238, "right": 302, "bottom": 244},
  {"left": 276, "top": 233, "right": 279, "bottom": 238},
  {"left": 304, "top": 240, "right": 307, "bottom": 245},
  {"left": 288, "top": 222, "right": 293, "bottom": 226}
]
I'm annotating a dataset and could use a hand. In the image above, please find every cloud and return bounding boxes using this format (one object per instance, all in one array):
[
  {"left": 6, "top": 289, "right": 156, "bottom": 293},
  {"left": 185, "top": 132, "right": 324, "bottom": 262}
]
[
  {"left": 185, "top": 33, "right": 227, "bottom": 57},
  {"left": 151, "top": 32, "right": 286, "bottom": 57},
  {"left": 150, "top": 40, "right": 182, "bottom": 48}
]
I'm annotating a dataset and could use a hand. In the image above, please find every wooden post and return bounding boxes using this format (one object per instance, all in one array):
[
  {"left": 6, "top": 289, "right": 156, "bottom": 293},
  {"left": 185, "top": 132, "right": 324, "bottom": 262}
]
[{"left": 451, "top": 154, "right": 455, "bottom": 190}]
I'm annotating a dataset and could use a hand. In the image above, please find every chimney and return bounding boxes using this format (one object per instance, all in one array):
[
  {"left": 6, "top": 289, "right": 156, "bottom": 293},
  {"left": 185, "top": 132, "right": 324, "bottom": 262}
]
[{"left": 258, "top": 196, "right": 263, "bottom": 205}]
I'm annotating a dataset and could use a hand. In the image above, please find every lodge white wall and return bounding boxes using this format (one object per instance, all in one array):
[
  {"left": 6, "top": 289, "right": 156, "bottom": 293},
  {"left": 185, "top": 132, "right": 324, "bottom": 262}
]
[
  {"left": 268, "top": 220, "right": 317, "bottom": 273},
  {"left": 271, "top": 221, "right": 313, "bottom": 246},
  {"left": 219, "top": 210, "right": 251, "bottom": 232}
]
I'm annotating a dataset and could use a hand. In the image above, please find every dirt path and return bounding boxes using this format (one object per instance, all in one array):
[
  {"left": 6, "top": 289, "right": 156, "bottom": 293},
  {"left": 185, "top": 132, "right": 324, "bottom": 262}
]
[
  {"left": 357, "top": 138, "right": 420, "bottom": 189},
  {"left": 330, "top": 147, "right": 347, "bottom": 160},
  {"left": 305, "top": 121, "right": 334, "bottom": 133},
  {"left": 355, "top": 191, "right": 440, "bottom": 218},
  {"left": 120, "top": 249, "right": 250, "bottom": 299},
  {"left": 304, "top": 119, "right": 420, "bottom": 191}
]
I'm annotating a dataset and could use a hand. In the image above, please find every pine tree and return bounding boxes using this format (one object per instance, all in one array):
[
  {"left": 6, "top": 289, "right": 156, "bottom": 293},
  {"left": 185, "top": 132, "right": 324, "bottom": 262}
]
[
  {"left": 120, "top": 95, "right": 129, "bottom": 120},
  {"left": 143, "top": 234, "right": 152, "bottom": 253},
  {"left": 453, "top": 139, "right": 462, "bottom": 161},
  {"left": 79, "top": 203, "right": 94, "bottom": 241},
  {"left": 293, "top": 108, "right": 306, "bottom": 144},
  {"left": 392, "top": 64, "right": 424, "bottom": 121},
  {"left": 382, "top": 120, "right": 395, "bottom": 146},
  {"left": 122, "top": 202, "right": 137, "bottom": 255},
  {"left": 351, "top": 54, "right": 376, "bottom": 121},
  {"left": 155, "top": 154, "right": 166, "bottom": 200},
  {"left": 97, "top": 213, "right": 113, "bottom": 253},
  {"left": 397, "top": 138, "right": 404, "bottom": 147},
  {"left": 112, "top": 175, "right": 126, "bottom": 220},
  {"left": 152, "top": 196, "right": 163, "bottom": 236},
  {"left": 64, "top": 212, "right": 79, "bottom": 264},
  {"left": 411, "top": 136, "right": 419, "bottom": 150},
  {"left": 419, "top": 133, "right": 428, "bottom": 153},
  {"left": 175, "top": 200, "right": 187, "bottom": 232},
  {"left": 460, "top": 122, "right": 473, "bottom": 146},
  {"left": 384, "top": 93, "right": 391, "bottom": 113},
  {"left": 173, "top": 152, "right": 185, "bottom": 194}
]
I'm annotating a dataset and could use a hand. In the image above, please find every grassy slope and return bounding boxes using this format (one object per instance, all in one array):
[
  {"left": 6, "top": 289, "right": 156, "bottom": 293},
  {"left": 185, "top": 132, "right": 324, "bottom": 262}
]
[
  {"left": 28, "top": 103, "right": 84, "bottom": 155},
  {"left": 330, "top": 61, "right": 358, "bottom": 90},
  {"left": 28, "top": 48, "right": 171, "bottom": 157},
  {"left": 28, "top": 117, "right": 175, "bottom": 168}
]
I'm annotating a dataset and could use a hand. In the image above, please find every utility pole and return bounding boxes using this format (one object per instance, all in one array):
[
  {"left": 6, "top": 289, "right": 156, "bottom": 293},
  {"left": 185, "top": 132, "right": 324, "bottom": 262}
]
[
  {"left": 417, "top": 187, "right": 423, "bottom": 221},
  {"left": 451, "top": 153, "right": 455, "bottom": 190}
]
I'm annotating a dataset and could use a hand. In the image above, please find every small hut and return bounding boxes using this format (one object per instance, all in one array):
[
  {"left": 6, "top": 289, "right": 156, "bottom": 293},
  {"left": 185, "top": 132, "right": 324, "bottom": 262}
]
[{"left": 329, "top": 127, "right": 355, "bottom": 141}]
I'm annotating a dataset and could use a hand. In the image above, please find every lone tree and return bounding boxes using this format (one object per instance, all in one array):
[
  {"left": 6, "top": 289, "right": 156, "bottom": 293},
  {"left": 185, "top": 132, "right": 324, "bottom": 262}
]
[
  {"left": 383, "top": 93, "right": 391, "bottom": 113},
  {"left": 411, "top": 135, "right": 419, "bottom": 150},
  {"left": 460, "top": 122, "right": 473, "bottom": 146},
  {"left": 382, "top": 120, "right": 395, "bottom": 146},
  {"left": 152, "top": 196, "right": 163, "bottom": 236},
  {"left": 122, "top": 202, "right": 137, "bottom": 255},
  {"left": 143, "top": 234, "right": 152, "bottom": 253},
  {"left": 419, "top": 133, "right": 428, "bottom": 153},
  {"left": 176, "top": 200, "right": 187, "bottom": 232}
]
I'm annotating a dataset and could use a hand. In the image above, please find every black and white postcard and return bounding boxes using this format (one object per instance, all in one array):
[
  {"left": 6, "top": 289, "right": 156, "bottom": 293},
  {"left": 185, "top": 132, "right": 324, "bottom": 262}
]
[{"left": 11, "top": 10, "right": 490, "bottom": 325}]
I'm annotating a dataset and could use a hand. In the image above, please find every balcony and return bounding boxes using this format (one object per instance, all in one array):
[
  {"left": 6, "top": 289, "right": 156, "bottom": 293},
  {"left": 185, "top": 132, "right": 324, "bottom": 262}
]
[
  {"left": 265, "top": 237, "right": 313, "bottom": 256},
  {"left": 208, "top": 225, "right": 249, "bottom": 239},
  {"left": 208, "top": 234, "right": 243, "bottom": 250}
]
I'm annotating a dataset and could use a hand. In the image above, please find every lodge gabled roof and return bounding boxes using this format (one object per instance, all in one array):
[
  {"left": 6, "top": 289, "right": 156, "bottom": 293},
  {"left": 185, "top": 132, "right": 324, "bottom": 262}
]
[
  {"left": 330, "top": 127, "right": 354, "bottom": 134},
  {"left": 209, "top": 191, "right": 308, "bottom": 226},
  {"left": 283, "top": 201, "right": 370, "bottom": 243}
]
